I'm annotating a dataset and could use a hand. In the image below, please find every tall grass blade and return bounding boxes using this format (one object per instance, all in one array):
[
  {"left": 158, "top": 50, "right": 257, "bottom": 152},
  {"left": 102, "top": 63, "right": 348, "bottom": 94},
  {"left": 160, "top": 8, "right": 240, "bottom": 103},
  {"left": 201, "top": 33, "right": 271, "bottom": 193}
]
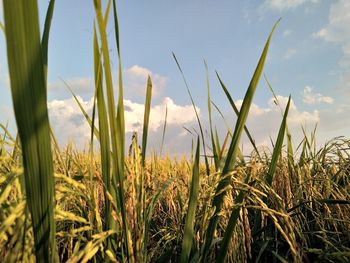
[
  {"left": 142, "top": 76, "right": 152, "bottom": 166},
  {"left": 112, "top": 0, "right": 134, "bottom": 260},
  {"left": 216, "top": 71, "right": 261, "bottom": 161},
  {"left": 41, "top": 0, "right": 55, "bottom": 79},
  {"left": 252, "top": 96, "right": 291, "bottom": 237},
  {"left": 264, "top": 75, "right": 294, "bottom": 173},
  {"left": 220, "top": 92, "right": 288, "bottom": 263},
  {"left": 63, "top": 78, "right": 100, "bottom": 141},
  {"left": 93, "top": 25, "right": 112, "bottom": 231},
  {"left": 266, "top": 96, "right": 291, "bottom": 186},
  {"left": 211, "top": 100, "right": 232, "bottom": 137},
  {"left": 173, "top": 53, "right": 210, "bottom": 176},
  {"left": 214, "top": 128, "right": 221, "bottom": 160},
  {"left": 90, "top": 95, "right": 97, "bottom": 162},
  {"left": 94, "top": 0, "right": 119, "bottom": 226},
  {"left": 103, "top": 0, "right": 112, "bottom": 26},
  {"left": 211, "top": 100, "right": 245, "bottom": 162},
  {"left": 205, "top": 61, "right": 219, "bottom": 169},
  {"left": 139, "top": 75, "right": 152, "bottom": 261},
  {"left": 202, "top": 19, "right": 280, "bottom": 261},
  {"left": 3, "top": 0, "right": 56, "bottom": 261},
  {"left": 94, "top": 0, "right": 133, "bottom": 260},
  {"left": 216, "top": 172, "right": 251, "bottom": 263},
  {"left": 180, "top": 137, "right": 200, "bottom": 263}
]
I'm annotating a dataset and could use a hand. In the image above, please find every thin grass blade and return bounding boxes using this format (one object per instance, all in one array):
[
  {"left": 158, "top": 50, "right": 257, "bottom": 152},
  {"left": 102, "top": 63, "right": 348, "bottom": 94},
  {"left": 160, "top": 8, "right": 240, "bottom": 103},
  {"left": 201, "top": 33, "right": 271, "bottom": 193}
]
[
  {"left": 202, "top": 19, "right": 280, "bottom": 261},
  {"left": 111, "top": 1, "right": 134, "bottom": 259},
  {"left": 216, "top": 172, "right": 251, "bottom": 263},
  {"left": 173, "top": 53, "right": 210, "bottom": 176},
  {"left": 63, "top": 78, "right": 100, "bottom": 141},
  {"left": 180, "top": 137, "right": 200, "bottom": 263},
  {"left": 142, "top": 76, "right": 152, "bottom": 166},
  {"left": 205, "top": 60, "right": 219, "bottom": 169},
  {"left": 41, "top": 0, "right": 55, "bottom": 79},
  {"left": 264, "top": 75, "right": 294, "bottom": 172},
  {"left": 94, "top": 0, "right": 132, "bottom": 260},
  {"left": 93, "top": 25, "right": 112, "bottom": 231},
  {"left": 253, "top": 96, "right": 291, "bottom": 237},
  {"left": 216, "top": 71, "right": 261, "bottom": 161},
  {"left": 266, "top": 96, "right": 291, "bottom": 185}
]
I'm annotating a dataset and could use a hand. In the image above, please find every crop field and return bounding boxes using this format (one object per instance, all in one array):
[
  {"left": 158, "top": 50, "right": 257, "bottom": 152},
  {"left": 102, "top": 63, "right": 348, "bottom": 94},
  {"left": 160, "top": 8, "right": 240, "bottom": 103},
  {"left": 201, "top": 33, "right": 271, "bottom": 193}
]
[{"left": 0, "top": 0, "right": 350, "bottom": 262}]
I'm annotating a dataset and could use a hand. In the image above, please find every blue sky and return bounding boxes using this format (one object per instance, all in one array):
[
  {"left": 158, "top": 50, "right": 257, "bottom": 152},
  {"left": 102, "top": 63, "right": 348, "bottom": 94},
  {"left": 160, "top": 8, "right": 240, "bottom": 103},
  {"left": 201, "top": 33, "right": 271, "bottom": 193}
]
[{"left": 1, "top": 0, "right": 350, "bottom": 155}]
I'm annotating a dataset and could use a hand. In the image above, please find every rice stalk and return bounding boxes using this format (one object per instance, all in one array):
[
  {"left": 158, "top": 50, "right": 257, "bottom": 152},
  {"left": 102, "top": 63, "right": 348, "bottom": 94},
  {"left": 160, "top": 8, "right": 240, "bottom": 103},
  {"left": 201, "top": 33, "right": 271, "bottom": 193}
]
[
  {"left": 201, "top": 19, "right": 280, "bottom": 261},
  {"left": 180, "top": 137, "right": 200, "bottom": 263},
  {"left": 3, "top": 0, "right": 57, "bottom": 261}
]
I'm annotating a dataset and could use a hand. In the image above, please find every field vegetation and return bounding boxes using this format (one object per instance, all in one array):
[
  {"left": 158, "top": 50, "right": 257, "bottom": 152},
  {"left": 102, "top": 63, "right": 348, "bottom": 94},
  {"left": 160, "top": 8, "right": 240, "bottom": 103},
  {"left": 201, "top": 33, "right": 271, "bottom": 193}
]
[{"left": 0, "top": 0, "right": 350, "bottom": 262}]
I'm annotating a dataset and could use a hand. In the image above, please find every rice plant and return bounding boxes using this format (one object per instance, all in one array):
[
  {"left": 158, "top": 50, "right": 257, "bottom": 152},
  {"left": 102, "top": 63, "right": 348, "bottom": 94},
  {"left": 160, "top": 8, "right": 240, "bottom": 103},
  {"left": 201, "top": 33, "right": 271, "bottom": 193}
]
[
  {"left": 0, "top": 1, "right": 349, "bottom": 263},
  {"left": 3, "top": 0, "right": 57, "bottom": 262}
]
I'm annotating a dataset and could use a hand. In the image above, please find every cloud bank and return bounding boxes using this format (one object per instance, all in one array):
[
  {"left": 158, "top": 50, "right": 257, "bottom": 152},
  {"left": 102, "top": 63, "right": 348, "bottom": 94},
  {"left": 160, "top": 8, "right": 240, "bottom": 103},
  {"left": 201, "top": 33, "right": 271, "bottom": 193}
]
[
  {"left": 302, "top": 86, "right": 334, "bottom": 105},
  {"left": 47, "top": 95, "right": 198, "bottom": 153},
  {"left": 47, "top": 93, "right": 323, "bottom": 155},
  {"left": 124, "top": 65, "right": 167, "bottom": 99},
  {"left": 262, "top": 0, "right": 319, "bottom": 11}
]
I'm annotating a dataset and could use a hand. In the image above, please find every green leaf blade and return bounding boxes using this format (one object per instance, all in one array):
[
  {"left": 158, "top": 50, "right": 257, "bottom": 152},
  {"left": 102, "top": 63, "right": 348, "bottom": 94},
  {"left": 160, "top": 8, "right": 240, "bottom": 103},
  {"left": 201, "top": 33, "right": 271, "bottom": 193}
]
[
  {"left": 202, "top": 19, "right": 280, "bottom": 261},
  {"left": 4, "top": 0, "right": 56, "bottom": 261},
  {"left": 181, "top": 136, "right": 200, "bottom": 263}
]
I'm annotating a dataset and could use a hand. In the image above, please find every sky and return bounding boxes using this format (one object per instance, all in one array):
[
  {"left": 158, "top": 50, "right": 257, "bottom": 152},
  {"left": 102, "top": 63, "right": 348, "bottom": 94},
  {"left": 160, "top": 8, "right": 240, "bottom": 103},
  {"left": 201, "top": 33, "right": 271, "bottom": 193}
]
[{"left": 0, "top": 0, "right": 350, "bottom": 155}]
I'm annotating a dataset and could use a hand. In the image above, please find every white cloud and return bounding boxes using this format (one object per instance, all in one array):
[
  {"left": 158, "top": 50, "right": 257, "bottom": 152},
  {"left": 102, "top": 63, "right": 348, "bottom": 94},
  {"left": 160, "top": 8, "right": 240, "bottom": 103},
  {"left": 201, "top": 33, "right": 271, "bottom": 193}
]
[
  {"left": 124, "top": 96, "right": 198, "bottom": 132},
  {"left": 48, "top": 96, "right": 94, "bottom": 148},
  {"left": 318, "top": 103, "right": 350, "bottom": 133},
  {"left": 313, "top": 0, "right": 350, "bottom": 44},
  {"left": 124, "top": 65, "right": 167, "bottom": 99},
  {"left": 302, "top": 86, "right": 334, "bottom": 105},
  {"left": 249, "top": 95, "right": 319, "bottom": 126},
  {"left": 283, "top": 48, "right": 297, "bottom": 59},
  {"left": 312, "top": 28, "right": 327, "bottom": 39},
  {"left": 225, "top": 95, "right": 320, "bottom": 153},
  {"left": 47, "top": 65, "right": 166, "bottom": 98},
  {"left": 235, "top": 95, "right": 319, "bottom": 130},
  {"left": 269, "top": 95, "right": 319, "bottom": 125},
  {"left": 45, "top": 93, "right": 348, "bottom": 155},
  {"left": 49, "top": 77, "right": 93, "bottom": 94},
  {"left": 263, "top": 0, "right": 318, "bottom": 11},
  {"left": 235, "top": 99, "right": 271, "bottom": 117},
  {"left": 47, "top": 95, "right": 198, "bottom": 152},
  {"left": 283, "top": 29, "right": 292, "bottom": 37}
]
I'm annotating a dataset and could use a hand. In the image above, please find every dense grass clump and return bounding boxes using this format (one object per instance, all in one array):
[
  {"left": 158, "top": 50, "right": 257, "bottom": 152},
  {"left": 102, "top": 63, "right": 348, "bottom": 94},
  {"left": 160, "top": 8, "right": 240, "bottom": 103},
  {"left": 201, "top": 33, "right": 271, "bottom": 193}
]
[
  {"left": 1, "top": 136, "right": 350, "bottom": 262},
  {"left": 1, "top": 0, "right": 350, "bottom": 262}
]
